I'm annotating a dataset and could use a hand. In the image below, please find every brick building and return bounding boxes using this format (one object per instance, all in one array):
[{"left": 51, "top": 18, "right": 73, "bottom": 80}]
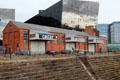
[
  {"left": 85, "top": 26, "right": 107, "bottom": 53},
  {"left": 85, "top": 26, "right": 99, "bottom": 37},
  {"left": 3, "top": 21, "right": 104, "bottom": 55},
  {"left": 65, "top": 34, "right": 87, "bottom": 51},
  {"left": 3, "top": 21, "right": 66, "bottom": 54},
  {"left": 3, "top": 21, "right": 30, "bottom": 54},
  {"left": 46, "top": 32, "right": 65, "bottom": 52},
  {"left": 99, "top": 36, "right": 108, "bottom": 52}
]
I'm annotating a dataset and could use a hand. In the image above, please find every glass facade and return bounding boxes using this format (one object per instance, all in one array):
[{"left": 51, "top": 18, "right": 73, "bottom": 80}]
[
  {"left": 108, "top": 44, "right": 120, "bottom": 51},
  {"left": 24, "top": 32, "right": 28, "bottom": 43},
  {"left": 62, "top": 0, "right": 99, "bottom": 29},
  {"left": 110, "top": 22, "right": 120, "bottom": 44},
  {"left": 98, "top": 22, "right": 120, "bottom": 51},
  {"left": 97, "top": 24, "right": 109, "bottom": 38},
  {"left": 26, "top": 0, "right": 99, "bottom": 29}
]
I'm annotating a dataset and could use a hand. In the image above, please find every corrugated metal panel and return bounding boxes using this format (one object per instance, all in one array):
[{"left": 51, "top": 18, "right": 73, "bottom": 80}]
[
  {"left": 12, "top": 21, "right": 102, "bottom": 40},
  {"left": 13, "top": 21, "right": 89, "bottom": 36},
  {"left": 31, "top": 30, "right": 52, "bottom": 35}
]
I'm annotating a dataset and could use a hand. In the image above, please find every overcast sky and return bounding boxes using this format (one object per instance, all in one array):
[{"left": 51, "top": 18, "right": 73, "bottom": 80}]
[{"left": 0, "top": 0, "right": 119, "bottom": 24}]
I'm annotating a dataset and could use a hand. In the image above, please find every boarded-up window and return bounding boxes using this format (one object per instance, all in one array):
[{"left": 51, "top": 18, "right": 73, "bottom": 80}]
[
  {"left": 48, "top": 41, "right": 51, "bottom": 44},
  {"left": 30, "top": 34, "right": 35, "bottom": 38},
  {"left": 9, "top": 25, "right": 13, "bottom": 30},
  {"left": 55, "top": 38, "right": 58, "bottom": 44},
  {"left": 24, "top": 32, "right": 28, "bottom": 43},
  {"left": 62, "top": 36, "right": 65, "bottom": 44}
]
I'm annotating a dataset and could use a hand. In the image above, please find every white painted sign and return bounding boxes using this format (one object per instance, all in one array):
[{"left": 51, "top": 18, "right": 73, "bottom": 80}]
[
  {"left": 89, "top": 39, "right": 103, "bottom": 43},
  {"left": 39, "top": 34, "right": 57, "bottom": 40}
]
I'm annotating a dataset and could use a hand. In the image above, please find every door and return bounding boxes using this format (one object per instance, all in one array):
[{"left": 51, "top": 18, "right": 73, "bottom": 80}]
[
  {"left": 66, "top": 43, "right": 75, "bottom": 51},
  {"left": 89, "top": 44, "right": 95, "bottom": 53},
  {"left": 30, "top": 41, "right": 46, "bottom": 54}
]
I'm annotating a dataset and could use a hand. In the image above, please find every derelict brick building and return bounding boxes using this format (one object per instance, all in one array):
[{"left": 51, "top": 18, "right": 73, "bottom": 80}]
[{"left": 3, "top": 21, "right": 106, "bottom": 55}]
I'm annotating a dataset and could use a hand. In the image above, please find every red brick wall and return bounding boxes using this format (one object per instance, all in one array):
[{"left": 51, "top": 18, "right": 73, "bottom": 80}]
[
  {"left": 75, "top": 36, "right": 89, "bottom": 51},
  {"left": 85, "top": 26, "right": 99, "bottom": 37},
  {"left": 85, "top": 26, "right": 95, "bottom": 36},
  {"left": 46, "top": 32, "right": 65, "bottom": 52},
  {"left": 84, "top": 26, "right": 102, "bottom": 52},
  {"left": 96, "top": 44, "right": 99, "bottom": 52},
  {"left": 3, "top": 21, "right": 20, "bottom": 54},
  {"left": 99, "top": 36, "right": 108, "bottom": 52},
  {"left": 3, "top": 21, "right": 30, "bottom": 54},
  {"left": 76, "top": 42, "right": 87, "bottom": 50},
  {"left": 19, "top": 29, "right": 30, "bottom": 51}
]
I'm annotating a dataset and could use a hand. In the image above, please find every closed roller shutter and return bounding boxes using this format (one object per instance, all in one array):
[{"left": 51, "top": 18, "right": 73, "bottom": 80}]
[
  {"left": 89, "top": 44, "right": 95, "bottom": 53},
  {"left": 30, "top": 41, "right": 46, "bottom": 54},
  {"left": 66, "top": 43, "right": 75, "bottom": 51}
]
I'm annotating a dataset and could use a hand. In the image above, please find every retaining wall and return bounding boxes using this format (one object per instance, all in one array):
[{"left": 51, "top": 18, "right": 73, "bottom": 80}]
[{"left": 0, "top": 54, "right": 120, "bottom": 80}]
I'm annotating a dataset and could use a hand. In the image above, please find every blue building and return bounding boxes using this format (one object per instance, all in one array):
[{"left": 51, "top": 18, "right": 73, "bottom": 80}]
[
  {"left": 97, "top": 22, "right": 120, "bottom": 51},
  {"left": 97, "top": 24, "right": 109, "bottom": 38},
  {"left": 109, "top": 22, "right": 120, "bottom": 44},
  {"left": 107, "top": 22, "right": 120, "bottom": 51}
]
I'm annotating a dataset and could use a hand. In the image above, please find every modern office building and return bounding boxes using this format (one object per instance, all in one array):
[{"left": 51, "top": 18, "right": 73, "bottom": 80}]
[
  {"left": 0, "top": 8, "right": 15, "bottom": 40},
  {"left": 97, "top": 22, "right": 120, "bottom": 51},
  {"left": 0, "top": 22, "right": 7, "bottom": 40},
  {"left": 109, "top": 22, "right": 120, "bottom": 44},
  {"left": 0, "top": 8, "right": 15, "bottom": 23},
  {"left": 26, "top": 0, "right": 99, "bottom": 29},
  {"left": 0, "top": 8, "right": 15, "bottom": 53},
  {"left": 97, "top": 24, "right": 109, "bottom": 38},
  {"left": 105, "top": 22, "right": 120, "bottom": 51}
]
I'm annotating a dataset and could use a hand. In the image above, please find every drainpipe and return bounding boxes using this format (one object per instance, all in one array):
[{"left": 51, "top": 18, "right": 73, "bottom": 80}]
[
  {"left": 64, "top": 35, "right": 66, "bottom": 50},
  {"left": 28, "top": 30, "right": 31, "bottom": 56}
]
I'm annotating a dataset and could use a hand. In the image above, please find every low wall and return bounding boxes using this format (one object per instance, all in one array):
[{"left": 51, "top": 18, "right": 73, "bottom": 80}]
[
  {"left": 0, "top": 54, "right": 120, "bottom": 80},
  {"left": 0, "top": 56, "right": 92, "bottom": 80},
  {"left": 87, "top": 54, "right": 120, "bottom": 80}
]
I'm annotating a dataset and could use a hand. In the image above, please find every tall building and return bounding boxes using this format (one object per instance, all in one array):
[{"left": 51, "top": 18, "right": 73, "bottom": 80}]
[
  {"left": 97, "top": 22, "right": 120, "bottom": 51},
  {"left": 0, "top": 22, "right": 6, "bottom": 40},
  {"left": 0, "top": 8, "right": 15, "bottom": 52},
  {"left": 109, "top": 22, "right": 120, "bottom": 44},
  {"left": 0, "top": 8, "right": 15, "bottom": 23},
  {"left": 0, "top": 8, "right": 15, "bottom": 40},
  {"left": 26, "top": 0, "right": 99, "bottom": 29},
  {"left": 97, "top": 24, "right": 109, "bottom": 38},
  {"left": 106, "top": 22, "right": 120, "bottom": 52}
]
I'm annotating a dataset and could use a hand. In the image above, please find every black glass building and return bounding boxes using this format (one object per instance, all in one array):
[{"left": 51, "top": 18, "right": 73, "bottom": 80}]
[{"left": 26, "top": 0, "right": 99, "bottom": 29}]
